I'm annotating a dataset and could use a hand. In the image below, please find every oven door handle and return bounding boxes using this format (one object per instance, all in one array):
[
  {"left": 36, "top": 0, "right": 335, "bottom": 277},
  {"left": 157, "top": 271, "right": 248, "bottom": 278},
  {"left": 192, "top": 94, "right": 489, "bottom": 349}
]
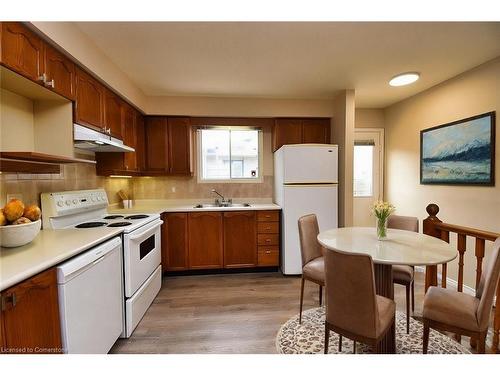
[{"left": 127, "top": 219, "right": 163, "bottom": 241}]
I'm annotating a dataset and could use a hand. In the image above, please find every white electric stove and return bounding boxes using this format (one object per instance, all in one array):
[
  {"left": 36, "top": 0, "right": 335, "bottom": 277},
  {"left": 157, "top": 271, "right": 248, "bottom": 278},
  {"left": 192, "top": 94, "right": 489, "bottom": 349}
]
[{"left": 41, "top": 188, "right": 163, "bottom": 343}]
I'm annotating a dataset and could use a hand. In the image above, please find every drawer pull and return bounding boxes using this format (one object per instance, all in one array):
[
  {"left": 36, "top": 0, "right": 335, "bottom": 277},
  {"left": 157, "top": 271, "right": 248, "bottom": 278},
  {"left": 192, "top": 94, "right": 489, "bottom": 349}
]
[
  {"left": 265, "top": 215, "right": 271, "bottom": 218},
  {"left": 265, "top": 239, "right": 271, "bottom": 243},
  {"left": 265, "top": 251, "right": 271, "bottom": 254},
  {"left": 266, "top": 227, "right": 271, "bottom": 230}
]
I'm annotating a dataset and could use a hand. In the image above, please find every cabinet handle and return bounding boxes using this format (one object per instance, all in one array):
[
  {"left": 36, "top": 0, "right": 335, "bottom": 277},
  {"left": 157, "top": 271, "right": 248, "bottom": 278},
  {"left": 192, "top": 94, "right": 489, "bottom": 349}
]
[
  {"left": 38, "top": 73, "right": 47, "bottom": 83},
  {"left": 265, "top": 239, "right": 271, "bottom": 243},
  {"left": 1, "top": 293, "right": 16, "bottom": 311},
  {"left": 265, "top": 227, "right": 271, "bottom": 230},
  {"left": 265, "top": 251, "right": 271, "bottom": 254},
  {"left": 44, "top": 79, "right": 55, "bottom": 88}
]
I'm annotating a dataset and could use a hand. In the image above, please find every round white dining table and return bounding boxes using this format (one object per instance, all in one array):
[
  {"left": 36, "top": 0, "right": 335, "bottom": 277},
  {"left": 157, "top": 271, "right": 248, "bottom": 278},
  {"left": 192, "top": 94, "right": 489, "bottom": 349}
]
[{"left": 317, "top": 227, "right": 457, "bottom": 353}]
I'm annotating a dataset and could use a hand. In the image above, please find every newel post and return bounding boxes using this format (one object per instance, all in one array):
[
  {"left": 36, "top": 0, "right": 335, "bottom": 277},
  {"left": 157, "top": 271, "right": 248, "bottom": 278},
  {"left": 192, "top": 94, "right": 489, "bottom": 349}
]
[{"left": 423, "top": 204, "right": 442, "bottom": 292}]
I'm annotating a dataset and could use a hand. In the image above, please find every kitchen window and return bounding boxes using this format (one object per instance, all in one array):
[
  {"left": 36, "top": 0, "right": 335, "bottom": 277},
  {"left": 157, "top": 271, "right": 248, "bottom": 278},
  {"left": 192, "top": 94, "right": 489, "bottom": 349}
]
[{"left": 198, "top": 128, "right": 263, "bottom": 182}]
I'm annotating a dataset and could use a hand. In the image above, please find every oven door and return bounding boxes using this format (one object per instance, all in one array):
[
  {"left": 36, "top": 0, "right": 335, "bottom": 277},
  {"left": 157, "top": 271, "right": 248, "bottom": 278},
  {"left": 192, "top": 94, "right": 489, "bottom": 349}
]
[{"left": 123, "top": 219, "right": 162, "bottom": 298}]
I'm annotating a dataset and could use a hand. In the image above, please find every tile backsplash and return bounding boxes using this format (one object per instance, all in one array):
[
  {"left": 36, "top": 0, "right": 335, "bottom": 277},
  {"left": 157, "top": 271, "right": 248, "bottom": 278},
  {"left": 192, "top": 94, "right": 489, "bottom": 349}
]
[
  {"left": 0, "top": 165, "right": 273, "bottom": 208},
  {"left": 0, "top": 164, "right": 131, "bottom": 207}
]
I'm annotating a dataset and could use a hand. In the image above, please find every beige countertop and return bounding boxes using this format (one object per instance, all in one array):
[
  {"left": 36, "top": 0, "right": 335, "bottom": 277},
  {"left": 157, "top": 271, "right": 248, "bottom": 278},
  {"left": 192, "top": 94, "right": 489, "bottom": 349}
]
[
  {"left": 0, "top": 228, "right": 123, "bottom": 291},
  {"left": 108, "top": 199, "right": 281, "bottom": 215}
]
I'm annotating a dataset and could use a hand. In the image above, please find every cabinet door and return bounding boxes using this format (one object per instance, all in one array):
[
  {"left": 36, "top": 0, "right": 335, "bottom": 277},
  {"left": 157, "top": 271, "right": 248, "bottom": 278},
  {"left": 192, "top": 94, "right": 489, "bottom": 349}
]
[
  {"left": 135, "top": 113, "right": 146, "bottom": 172},
  {"left": 168, "top": 117, "right": 192, "bottom": 175},
  {"left": 104, "top": 90, "right": 123, "bottom": 139},
  {"left": 44, "top": 44, "right": 76, "bottom": 100},
  {"left": 75, "top": 66, "right": 105, "bottom": 129},
  {"left": 145, "top": 116, "right": 169, "bottom": 173},
  {"left": 223, "top": 211, "right": 257, "bottom": 268},
  {"left": 162, "top": 213, "right": 189, "bottom": 271},
  {"left": 188, "top": 212, "right": 223, "bottom": 269},
  {"left": 1, "top": 268, "right": 62, "bottom": 353},
  {"left": 122, "top": 105, "right": 137, "bottom": 171},
  {"left": 302, "top": 119, "right": 330, "bottom": 144},
  {"left": 1, "top": 22, "right": 44, "bottom": 82},
  {"left": 273, "top": 118, "right": 303, "bottom": 152}
]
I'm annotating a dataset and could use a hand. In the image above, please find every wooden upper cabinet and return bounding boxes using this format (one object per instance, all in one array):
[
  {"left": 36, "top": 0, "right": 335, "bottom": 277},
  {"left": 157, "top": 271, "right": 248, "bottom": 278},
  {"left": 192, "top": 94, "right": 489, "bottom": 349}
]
[
  {"left": 273, "top": 118, "right": 331, "bottom": 151},
  {"left": 273, "top": 118, "right": 303, "bottom": 151},
  {"left": 0, "top": 268, "right": 62, "bottom": 353},
  {"left": 122, "top": 104, "right": 137, "bottom": 171},
  {"left": 43, "top": 44, "right": 76, "bottom": 100},
  {"left": 1, "top": 22, "right": 44, "bottom": 82},
  {"left": 75, "top": 66, "right": 105, "bottom": 130},
  {"left": 302, "top": 118, "right": 330, "bottom": 144},
  {"left": 162, "top": 213, "right": 189, "bottom": 272},
  {"left": 104, "top": 89, "right": 123, "bottom": 139},
  {"left": 135, "top": 113, "right": 146, "bottom": 172},
  {"left": 145, "top": 116, "right": 169, "bottom": 174},
  {"left": 168, "top": 117, "right": 192, "bottom": 175},
  {"left": 188, "top": 212, "right": 223, "bottom": 269},
  {"left": 223, "top": 211, "right": 257, "bottom": 268}
]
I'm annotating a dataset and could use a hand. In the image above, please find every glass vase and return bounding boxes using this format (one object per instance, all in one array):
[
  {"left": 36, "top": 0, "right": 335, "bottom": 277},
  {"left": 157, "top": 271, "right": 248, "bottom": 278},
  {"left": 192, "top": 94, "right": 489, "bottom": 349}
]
[{"left": 376, "top": 217, "right": 388, "bottom": 240}]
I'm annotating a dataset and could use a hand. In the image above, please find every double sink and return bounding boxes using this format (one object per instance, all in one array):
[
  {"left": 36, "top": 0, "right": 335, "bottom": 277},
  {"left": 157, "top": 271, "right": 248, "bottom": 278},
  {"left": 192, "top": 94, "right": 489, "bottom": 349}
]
[{"left": 194, "top": 202, "right": 251, "bottom": 209}]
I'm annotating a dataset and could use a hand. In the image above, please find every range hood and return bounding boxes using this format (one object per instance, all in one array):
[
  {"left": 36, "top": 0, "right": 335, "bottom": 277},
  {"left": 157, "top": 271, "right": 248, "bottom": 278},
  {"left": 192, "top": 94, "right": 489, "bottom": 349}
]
[{"left": 74, "top": 124, "right": 135, "bottom": 152}]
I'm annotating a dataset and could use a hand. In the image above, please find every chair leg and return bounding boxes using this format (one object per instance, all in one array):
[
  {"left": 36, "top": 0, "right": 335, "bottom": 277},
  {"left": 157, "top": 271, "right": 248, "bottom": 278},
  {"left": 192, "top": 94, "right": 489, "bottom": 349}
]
[
  {"left": 411, "top": 281, "right": 415, "bottom": 312},
  {"left": 477, "top": 332, "right": 487, "bottom": 354},
  {"left": 338, "top": 335, "right": 343, "bottom": 352},
  {"left": 406, "top": 284, "right": 410, "bottom": 334},
  {"left": 319, "top": 285, "right": 323, "bottom": 306},
  {"left": 299, "top": 277, "right": 305, "bottom": 324},
  {"left": 423, "top": 321, "right": 430, "bottom": 354},
  {"left": 353, "top": 341, "right": 356, "bottom": 354},
  {"left": 324, "top": 322, "right": 330, "bottom": 354}
]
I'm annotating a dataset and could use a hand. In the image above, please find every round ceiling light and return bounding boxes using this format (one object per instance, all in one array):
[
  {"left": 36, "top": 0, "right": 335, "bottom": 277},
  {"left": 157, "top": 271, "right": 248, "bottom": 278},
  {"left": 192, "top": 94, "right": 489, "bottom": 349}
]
[{"left": 389, "top": 72, "right": 420, "bottom": 87}]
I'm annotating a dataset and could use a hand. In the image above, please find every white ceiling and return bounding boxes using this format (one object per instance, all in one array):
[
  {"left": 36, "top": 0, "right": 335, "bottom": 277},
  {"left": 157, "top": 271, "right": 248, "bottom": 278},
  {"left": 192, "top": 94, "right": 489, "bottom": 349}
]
[{"left": 75, "top": 22, "right": 500, "bottom": 108}]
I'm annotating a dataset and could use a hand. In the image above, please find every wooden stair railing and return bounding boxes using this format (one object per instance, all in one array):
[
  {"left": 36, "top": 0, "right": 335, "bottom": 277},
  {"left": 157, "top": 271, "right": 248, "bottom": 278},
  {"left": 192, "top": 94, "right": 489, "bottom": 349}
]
[{"left": 423, "top": 203, "right": 500, "bottom": 353}]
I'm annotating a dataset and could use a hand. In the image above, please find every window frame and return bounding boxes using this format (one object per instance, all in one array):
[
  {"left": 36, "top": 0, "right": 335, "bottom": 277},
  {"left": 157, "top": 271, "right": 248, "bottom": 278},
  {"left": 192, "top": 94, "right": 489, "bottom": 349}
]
[{"left": 196, "top": 126, "right": 264, "bottom": 184}]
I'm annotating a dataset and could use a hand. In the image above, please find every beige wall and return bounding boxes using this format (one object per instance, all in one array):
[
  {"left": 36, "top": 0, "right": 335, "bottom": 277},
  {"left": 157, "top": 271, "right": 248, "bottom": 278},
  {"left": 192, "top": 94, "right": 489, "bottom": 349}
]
[
  {"left": 355, "top": 108, "right": 385, "bottom": 128},
  {"left": 331, "top": 90, "right": 356, "bottom": 227},
  {"left": 384, "top": 58, "right": 500, "bottom": 290}
]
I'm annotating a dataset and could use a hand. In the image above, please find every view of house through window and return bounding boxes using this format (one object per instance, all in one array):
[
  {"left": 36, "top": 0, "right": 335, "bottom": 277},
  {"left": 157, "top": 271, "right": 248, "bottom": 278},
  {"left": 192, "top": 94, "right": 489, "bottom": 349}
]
[
  {"left": 353, "top": 144, "right": 374, "bottom": 197},
  {"left": 199, "top": 128, "right": 261, "bottom": 181}
]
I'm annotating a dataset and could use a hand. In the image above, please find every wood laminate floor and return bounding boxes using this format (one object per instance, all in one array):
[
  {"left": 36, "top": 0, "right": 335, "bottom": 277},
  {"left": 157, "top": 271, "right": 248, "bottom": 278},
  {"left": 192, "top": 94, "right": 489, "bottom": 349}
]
[{"left": 110, "top": 270, "right": 497, "bottom": 354}]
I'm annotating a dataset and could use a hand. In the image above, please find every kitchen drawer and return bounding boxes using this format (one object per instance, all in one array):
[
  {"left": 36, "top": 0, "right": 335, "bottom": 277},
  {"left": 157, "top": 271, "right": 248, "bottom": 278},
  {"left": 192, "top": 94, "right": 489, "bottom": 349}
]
[
  {"left": 257, "top": 210, "right": 279, "bottom": 222},
  {"left": 257, "top": 247, "right": 279, "bottom": 267},
  {"left": 257, "top": 222, "right": 279, "bottom": 234},
  {"left": 257, "top": 233, "right": 279, "bottom": 246}
]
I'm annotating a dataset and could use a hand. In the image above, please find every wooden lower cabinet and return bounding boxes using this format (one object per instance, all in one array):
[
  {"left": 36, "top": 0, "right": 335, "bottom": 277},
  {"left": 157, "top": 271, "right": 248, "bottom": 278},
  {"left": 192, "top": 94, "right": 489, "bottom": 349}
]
[
  {"left": 162, "top": 212, "right": 189, "bottom": 272},
  {"left": 161, "top": 210, "right": 280, "bottom": 272},
  {"left": 223, "top": 211, "right": 257, "bottom": 268},
  {"left": 0, "top": 268, "right": 62, "bottom": 354},
  {"left": 188, "top": 212, "right": 223, "bottom": 269}
]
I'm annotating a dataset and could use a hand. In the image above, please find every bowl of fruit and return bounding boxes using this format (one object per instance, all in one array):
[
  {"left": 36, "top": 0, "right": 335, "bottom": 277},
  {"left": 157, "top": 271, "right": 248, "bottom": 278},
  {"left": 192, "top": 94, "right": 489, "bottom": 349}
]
[{"left": 0, "top": 199, "right": 42, "bottom": 248}]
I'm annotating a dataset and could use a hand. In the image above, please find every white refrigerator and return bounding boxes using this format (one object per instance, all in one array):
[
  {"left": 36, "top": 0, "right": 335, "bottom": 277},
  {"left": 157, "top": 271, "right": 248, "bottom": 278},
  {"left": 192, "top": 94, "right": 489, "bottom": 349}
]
[{"left": 274, "top": 144, "right": 338, "bottom": 275}]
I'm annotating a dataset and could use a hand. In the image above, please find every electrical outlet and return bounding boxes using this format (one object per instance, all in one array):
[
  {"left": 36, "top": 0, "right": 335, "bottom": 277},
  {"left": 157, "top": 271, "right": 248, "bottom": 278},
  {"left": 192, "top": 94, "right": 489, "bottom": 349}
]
[{"left": 6, "top": 193, "right": 23, "bottom": 202}]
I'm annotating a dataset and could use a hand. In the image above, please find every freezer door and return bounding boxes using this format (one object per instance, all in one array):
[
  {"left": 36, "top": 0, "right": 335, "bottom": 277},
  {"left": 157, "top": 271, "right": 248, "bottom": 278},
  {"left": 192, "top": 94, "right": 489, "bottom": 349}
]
[
  {"left": 281, "top": 184, "right": 338, "bottom": 275},
  {"left": 282, "top": 145, "right": 338, "bottom": 184}
]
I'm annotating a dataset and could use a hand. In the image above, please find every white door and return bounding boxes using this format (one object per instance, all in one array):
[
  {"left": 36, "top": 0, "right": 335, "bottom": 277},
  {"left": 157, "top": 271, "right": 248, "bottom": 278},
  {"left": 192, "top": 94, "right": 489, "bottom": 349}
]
[
  {"left": 281, "top": 145, "right": 338, "bottom": 184},
  {"left": 353, "top": 129, "right": 384, "bottom": 227},
  {"left": 281, "top": 184, "right": 338, "bottom": 275}
]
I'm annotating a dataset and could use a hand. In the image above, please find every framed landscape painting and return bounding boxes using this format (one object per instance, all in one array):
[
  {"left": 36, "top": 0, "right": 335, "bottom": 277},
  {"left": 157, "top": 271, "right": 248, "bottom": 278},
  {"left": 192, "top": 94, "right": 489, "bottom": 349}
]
[{"left": 420, "top": 112, "right": 495, "bottom": 185}]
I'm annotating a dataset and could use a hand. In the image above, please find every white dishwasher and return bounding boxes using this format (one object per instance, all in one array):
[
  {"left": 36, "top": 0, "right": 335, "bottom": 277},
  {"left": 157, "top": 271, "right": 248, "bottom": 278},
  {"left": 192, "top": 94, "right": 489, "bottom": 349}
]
[{"left": 57, "top": 237, "right": 124, "bottom": 354}]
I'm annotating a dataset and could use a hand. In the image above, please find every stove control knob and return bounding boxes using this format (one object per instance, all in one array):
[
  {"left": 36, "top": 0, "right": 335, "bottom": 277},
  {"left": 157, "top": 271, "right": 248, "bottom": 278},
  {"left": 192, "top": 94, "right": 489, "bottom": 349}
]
[
  {"left": 91, "top": 196, "right": 95, "bottom": 202},
  {"left": 72, "top": 199, "right": 78, "bottom": 204},
  {"left": 65, "top": 200, "right": 71, "bottom": 206},
  {"left": 57, "top": 201, "right": 64, "bottom": 207}
]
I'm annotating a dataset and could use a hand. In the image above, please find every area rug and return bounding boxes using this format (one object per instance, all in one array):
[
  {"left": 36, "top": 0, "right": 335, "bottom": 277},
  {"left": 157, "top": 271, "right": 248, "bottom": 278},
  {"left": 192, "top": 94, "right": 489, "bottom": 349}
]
[{"left": 276, "top": 307, "right": 470, "bottom": 354}]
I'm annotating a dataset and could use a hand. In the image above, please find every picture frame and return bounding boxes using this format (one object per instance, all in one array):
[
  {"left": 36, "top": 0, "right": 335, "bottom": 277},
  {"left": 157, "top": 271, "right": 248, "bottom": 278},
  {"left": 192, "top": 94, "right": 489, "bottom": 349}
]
[{"left": 420, "top": 111, "right": 496, "bottom": 186}]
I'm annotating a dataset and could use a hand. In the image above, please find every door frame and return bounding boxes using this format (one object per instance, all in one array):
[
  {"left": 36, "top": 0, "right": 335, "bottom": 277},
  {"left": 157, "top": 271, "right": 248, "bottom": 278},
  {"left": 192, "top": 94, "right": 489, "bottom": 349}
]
[{"left": 354, "top": 128, "right": 385, "bottom": 201}]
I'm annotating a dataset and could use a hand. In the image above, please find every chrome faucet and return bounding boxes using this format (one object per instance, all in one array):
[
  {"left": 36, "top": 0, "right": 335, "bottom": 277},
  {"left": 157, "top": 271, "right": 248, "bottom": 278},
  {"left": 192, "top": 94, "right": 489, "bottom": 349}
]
[{"left": 211, "top": 189, "right": 231, "bottom": 206}]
